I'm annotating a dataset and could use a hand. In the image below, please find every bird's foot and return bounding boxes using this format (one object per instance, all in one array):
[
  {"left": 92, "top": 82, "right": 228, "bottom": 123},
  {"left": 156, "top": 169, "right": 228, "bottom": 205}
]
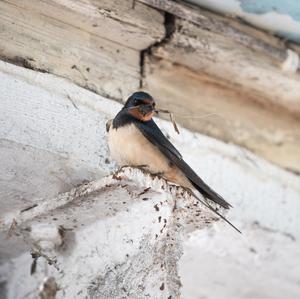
[
  {"left": 119, "top": 164, "right": 131, "bottom": 171},
  {"left": 133, "top": 164, "right": 149, "bottom": 172},
  {"left": 117, "top": 164, "right": 149, "bottom": 173},
  {"left": 181, "top": 186, "right": 193, "bottom": 196},
  {"left": 112, "top": 165, "right": 131, "bottom": 177},
  {"left": 150, "top": 171, "right": 165, "bottom": 179},
  {"left": 136, "top": 164, "right": 149, "bottom": 169}
]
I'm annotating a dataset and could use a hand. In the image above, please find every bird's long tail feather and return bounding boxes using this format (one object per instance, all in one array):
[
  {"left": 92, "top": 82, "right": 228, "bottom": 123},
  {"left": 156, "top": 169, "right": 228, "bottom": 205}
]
[{"left": 186, "top": 188, "right": 241, "bottom": 234}]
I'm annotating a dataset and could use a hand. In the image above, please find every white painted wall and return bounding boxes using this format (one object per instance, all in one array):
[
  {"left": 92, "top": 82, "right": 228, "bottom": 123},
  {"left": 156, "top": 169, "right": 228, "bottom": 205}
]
[{"left": 0, "top": 61, "right": 300, "bottom": 298}]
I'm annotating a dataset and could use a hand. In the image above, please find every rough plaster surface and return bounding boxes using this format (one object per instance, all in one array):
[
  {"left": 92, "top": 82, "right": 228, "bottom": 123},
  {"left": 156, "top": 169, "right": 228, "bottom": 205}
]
[
  {"left": 2, "top": 167, "right": 213, "bottom": 298},
  {"left": 1, "top": 61, "right": 300, "bottom": 298}
]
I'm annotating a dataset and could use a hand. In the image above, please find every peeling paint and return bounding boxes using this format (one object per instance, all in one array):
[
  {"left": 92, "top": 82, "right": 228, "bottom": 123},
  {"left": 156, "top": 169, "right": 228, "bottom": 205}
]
[
  {"left": 240, "top": 0, "right": 300, "bottom": 21},
  {"left": 186, "top": 0, "right": 300, "bottom": 43}
]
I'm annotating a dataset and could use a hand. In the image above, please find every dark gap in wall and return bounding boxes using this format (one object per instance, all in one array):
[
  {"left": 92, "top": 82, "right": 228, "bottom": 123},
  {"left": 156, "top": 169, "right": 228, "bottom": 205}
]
[
  {"left": 139, "top": 12, "right": 176, "bottom": 89},
  {"left": 2, "top": 55, "right": 50, "bottom": 73}
]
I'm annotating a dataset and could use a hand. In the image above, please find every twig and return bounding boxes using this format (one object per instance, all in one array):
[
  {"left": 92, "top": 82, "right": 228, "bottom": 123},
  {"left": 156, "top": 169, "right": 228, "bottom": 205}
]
[
  {"left": 155, "top": 109, "right": 180, "bottom": 134},
  {"left": 30, "top": 247, "right": 60, "bottom": 271},
  {"left": 6, "top": 218, "right": 17, "bottom": 238}
]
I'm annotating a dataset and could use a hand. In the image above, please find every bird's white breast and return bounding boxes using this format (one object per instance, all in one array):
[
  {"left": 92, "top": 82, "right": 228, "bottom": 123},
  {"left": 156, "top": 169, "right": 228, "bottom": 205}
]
[{"left": 108, "top": 123, "right": 170, "bottom": 173}]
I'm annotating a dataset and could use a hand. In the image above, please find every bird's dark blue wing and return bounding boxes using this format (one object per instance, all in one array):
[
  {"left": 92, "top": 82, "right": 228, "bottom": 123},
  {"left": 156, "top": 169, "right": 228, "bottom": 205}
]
[
  {"left": 135, "top": 119, "right": 182, "bottom": 160},
  {"left": 135, "top": 119, "right": 231, "bottom": 209}
]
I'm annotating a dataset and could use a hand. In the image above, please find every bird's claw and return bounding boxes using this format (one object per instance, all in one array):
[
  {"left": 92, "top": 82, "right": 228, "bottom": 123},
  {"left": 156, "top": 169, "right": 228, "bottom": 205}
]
[
  {"left": 134, "top": 164, "right": 149, "bottom": 171},
  {"left": 119, "top": 165, "right": 130, "bottom": 171},
  {"left": 151, "top": 171, "right": 165, "bottom": 179},
  {"left": 118, "top": 164, "right": 149, "bottom": 172}
]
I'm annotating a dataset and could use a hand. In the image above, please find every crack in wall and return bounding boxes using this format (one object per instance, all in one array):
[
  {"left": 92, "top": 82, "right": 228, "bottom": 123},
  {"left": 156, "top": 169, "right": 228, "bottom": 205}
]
[
  {"left": 139, "top": 12, "right": 176, "bottom": 89},
  {"left": 1, "top": 55, "right": 50, "bottom": 74}
]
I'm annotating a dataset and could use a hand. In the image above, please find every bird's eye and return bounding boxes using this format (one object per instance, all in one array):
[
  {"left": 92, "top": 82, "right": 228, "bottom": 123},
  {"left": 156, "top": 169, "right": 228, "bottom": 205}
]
[{"left": 133, "top": 99, "right": 139, "bottom": 106}]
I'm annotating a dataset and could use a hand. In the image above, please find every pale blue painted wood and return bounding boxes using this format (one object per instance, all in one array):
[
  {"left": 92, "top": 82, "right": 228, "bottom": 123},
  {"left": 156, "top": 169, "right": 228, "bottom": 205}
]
[
  {"left": 185, "top": 0, "right": 300, "bottom": 44},
  {"left": 240, "top": 0, "right": 300, "bottom": 42},
  {"left": 240, "top": 0, "right": 300, "bottom": 21}
]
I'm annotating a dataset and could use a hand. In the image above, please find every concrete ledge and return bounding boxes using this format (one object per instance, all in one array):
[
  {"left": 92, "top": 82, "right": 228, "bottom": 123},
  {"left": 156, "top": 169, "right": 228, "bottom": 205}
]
[{"left": 0, "top": 167, "right": 217, "bottom": 298}]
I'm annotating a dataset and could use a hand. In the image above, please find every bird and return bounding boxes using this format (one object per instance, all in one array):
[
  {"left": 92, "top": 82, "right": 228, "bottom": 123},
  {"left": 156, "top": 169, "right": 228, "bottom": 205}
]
[{"left": 107, "top": 91, "right": 240, "bottom": 233}]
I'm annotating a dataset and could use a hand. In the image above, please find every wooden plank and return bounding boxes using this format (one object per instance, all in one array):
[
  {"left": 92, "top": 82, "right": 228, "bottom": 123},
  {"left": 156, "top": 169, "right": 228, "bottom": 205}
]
[
  {"left": 5, "top": 0, "right": 165, "bottom": 50},
  {"left": 0, "top": 0, "right": 165, "bottom": 99},
  {"left": 144, "top": 58, "right": 300, "bottom": 173},
  {"left": 0, "top": 1, "right": 138, "bottom": 99},
  {"left": 139, "top": 0, "right": 300, "bottom": 67},
  {"left": 151, "top": 18, "right": 300, "bottom": 117}
]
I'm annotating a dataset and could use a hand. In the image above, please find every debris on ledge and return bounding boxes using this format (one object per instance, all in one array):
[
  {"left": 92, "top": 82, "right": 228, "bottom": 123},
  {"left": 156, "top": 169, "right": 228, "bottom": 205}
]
[{"left": 1, "top": 167, "right": 220, "bottom": 299}]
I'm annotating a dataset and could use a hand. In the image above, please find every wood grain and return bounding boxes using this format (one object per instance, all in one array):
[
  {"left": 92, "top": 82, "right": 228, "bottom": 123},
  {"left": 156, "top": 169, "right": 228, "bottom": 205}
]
[{"left": 0, "top": 0, "right": 165, "bottom": 99}]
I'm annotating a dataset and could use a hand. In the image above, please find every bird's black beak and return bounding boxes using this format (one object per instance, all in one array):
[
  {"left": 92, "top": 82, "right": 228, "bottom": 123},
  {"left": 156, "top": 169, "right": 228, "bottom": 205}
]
[{"left": 138, "top": 103, "right": 154, "bottom": 116}]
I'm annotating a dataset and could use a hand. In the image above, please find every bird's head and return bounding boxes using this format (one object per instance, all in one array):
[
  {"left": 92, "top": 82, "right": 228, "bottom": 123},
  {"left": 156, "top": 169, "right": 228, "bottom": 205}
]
[{"left": 123, "top": 91, "right": 155, "bottom": 121}]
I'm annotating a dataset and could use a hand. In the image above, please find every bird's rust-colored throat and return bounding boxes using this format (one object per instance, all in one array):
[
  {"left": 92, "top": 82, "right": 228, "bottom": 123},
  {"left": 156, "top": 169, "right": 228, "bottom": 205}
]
[{"left": 127, "top": 97, "right": 155, "bottom": 121}]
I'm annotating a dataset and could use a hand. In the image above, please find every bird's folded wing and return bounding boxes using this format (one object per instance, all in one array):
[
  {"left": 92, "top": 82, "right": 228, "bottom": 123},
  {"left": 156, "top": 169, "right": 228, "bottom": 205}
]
[
  {"left": 136, "top": 120, "right": 182, "bottom": 160},
  {"left": 135, "top": 120, "right": 231, "bottom": 209}
]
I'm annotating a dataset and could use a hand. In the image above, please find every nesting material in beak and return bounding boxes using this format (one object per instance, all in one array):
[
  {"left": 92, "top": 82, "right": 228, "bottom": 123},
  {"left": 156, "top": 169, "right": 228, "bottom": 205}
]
[{"left": 155, "top": 108, "right": 180, "bottom": 134}]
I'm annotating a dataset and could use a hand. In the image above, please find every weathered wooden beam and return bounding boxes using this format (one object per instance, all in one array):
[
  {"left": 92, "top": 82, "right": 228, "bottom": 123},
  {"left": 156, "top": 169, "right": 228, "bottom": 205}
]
[
  {"left": 6, "top": 0, "right": 165, "bottom": 50},
  {"left": 0, "top": 0, "right": 165, "bottom": 99},
  {"left": 139, "top": 0, "right": 300, "bottom": 69},
  {"left": 151, "top": 18, "right": 300, "bottom": 117}
]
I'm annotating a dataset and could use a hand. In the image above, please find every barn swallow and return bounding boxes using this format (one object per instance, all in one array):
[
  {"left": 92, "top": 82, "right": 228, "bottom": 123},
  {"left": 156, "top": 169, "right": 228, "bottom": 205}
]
[{"left": 107, "top": 91, "right": 240, "bottom": 233}]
